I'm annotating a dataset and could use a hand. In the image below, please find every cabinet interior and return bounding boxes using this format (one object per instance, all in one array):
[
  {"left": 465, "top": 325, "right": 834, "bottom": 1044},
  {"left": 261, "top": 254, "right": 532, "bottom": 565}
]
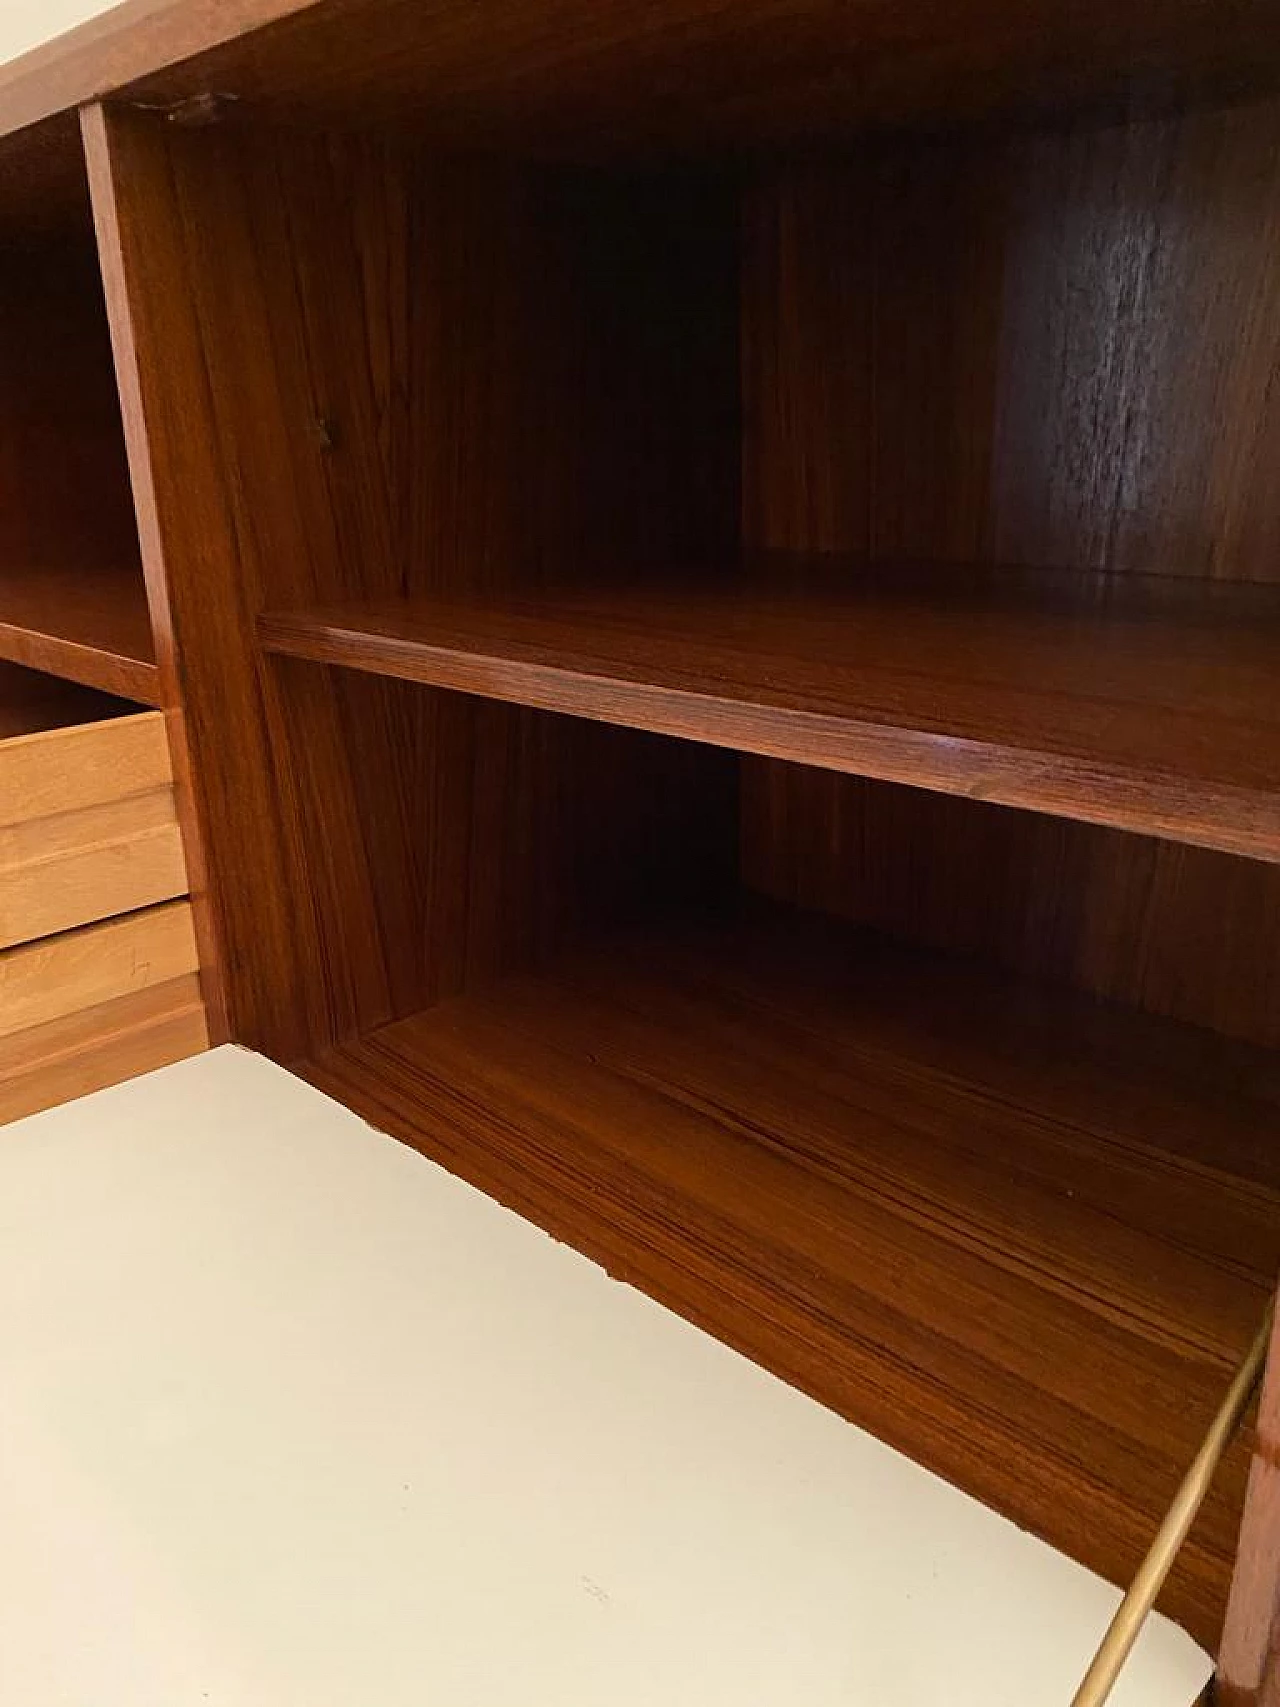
[{"left": 28, "top": 40, "right": 1280, "bottom": 1668}]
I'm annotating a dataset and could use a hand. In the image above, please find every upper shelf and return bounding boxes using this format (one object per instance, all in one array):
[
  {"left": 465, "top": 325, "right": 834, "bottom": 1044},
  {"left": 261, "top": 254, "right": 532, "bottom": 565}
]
[
  {"left": 0, "top": 563, "right": 160, "bottom": 705},
  {"left": 3, "top": 0, "right": 1280, "bottom": 154},
  {"left": 259, "top": 566, "right": 1280, "bottom": 862}
]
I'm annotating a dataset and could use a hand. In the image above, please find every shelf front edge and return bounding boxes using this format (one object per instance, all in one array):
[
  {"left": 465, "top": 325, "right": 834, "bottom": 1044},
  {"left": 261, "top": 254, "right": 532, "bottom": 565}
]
[
  {"left": 0, "top": 621, "right": 162, "bottom": 707},
  {"left": 258, "top": 607, "right": 1280, "bottom": 866}
]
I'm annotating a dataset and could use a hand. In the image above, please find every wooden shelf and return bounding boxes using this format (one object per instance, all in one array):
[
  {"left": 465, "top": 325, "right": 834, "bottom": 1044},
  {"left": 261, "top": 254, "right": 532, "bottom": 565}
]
[
  {"left": 304, "top": 902, "right": 1280, "bottom": 1649},
  {"left": 1, "top": 562, "right": 160, "bottom": 704},
  {"left": 260, "top": 569, "right": 1280, "bottom": 862}
]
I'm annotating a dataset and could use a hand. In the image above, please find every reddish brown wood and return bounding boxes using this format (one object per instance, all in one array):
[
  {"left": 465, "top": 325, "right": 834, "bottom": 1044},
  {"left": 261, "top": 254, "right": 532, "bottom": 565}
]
[
  {"left": 1220, "top": 1302, "right": 1280, "bottom": 1704},
  {"left": 305, "top": 901, "right": 1280, "bottom": 1648},
  {"left": 0, "top": 113, "right": 94, "bottom": 240},
  {"left": 0, "top": 231, "right": 156, "bottom": 702},
  {"left": 743, "top": 102, "right": 1280, "bottom": 579},
  {"left": 83, "top": 101, "right": 234, "bottom": 1040},
  {"left": 68, "top": 71, "right": 1280, "bottom": 1683},
  {"left": 742, "top": 770, "right": 1280, "bottom": 1053},
  {"left": 6, "top": 0, "right": 1280, "bottom": 152},
  {"left": 740, "top": 101, "right": 1280, "bottom": 1049},
  {"left": 259, "top": 570, "right": 1280, "bottom": 862},
  {"left": 82, "top": 107, "right": 736, "bottom": 1057},
  {"left": 0, "top": 562, "right": 159, "bottom": 704}
]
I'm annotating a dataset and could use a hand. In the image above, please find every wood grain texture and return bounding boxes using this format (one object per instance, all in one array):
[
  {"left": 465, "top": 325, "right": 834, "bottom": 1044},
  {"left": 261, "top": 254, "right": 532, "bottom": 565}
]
[
  {"left": 6, "top": 0, "right": 1280, "bottom": 152},
  {"left": 83, "top": 102, "right": 231, "bottom": 1043},
  {"left": 743, "top": 101, "right": 1280, "bottom": 580},
  {"left": 740, "top": 102, "right": 1280, "bottom": 1046},
  {"left": 1219, "top": 1301, "right": 1280, "bottom": 1705},
  {"left": 0, "top": 707, "right": 172, "bottom": 827},
  {"left": 306, "top": 901, "right": 1280, "bottom": 1648},
  {"left": 268, "top": 662, "right": 737, "bottom": 1047},
  {"left": 0, "top": 899, "right": 199, "bottom": 1040},
  {"left": 0, "top": 784, "right": 173, "bottom": 866},
  {"left": 0, "top": 562, "right": 160, "bottom": 705},
  {"left": 260, "top": 569, "right": 1280, "bottom": 862},
  {"left": 0, "top": 819, "right": 187, "bottom": 950},
  {"left": 85, "top": 105, "right": 737, "bottom": 1058},
  {"left": 74, "top": 78, "right": 1280, "bottom": 1670},
  {"left": 742, "top": 770, "right": 1280, "bottom": 1053},
  {"left": 0, "top": 971, "right": 207, "bottom": 1127}
]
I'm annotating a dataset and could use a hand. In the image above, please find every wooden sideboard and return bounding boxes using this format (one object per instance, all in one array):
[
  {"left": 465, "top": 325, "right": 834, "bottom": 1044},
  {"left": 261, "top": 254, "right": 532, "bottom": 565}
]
[{"left": 3, "top": 1, "right": 1280, "bottom": 1696}]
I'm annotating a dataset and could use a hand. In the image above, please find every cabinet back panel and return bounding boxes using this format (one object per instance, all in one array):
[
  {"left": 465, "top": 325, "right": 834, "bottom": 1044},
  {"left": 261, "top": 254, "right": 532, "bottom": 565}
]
[
  {"left": 743, "top": 768, "right": 1280, "bottom": 1049},
  {"left": 0, "top": 237, "right": 139, "bottom": 572},
  {"left": 742, "top": 98, "right": 1280, "bottom": 1045},
  {"left": 744, "top": 97, "right": 1280, "bottom": 579}
]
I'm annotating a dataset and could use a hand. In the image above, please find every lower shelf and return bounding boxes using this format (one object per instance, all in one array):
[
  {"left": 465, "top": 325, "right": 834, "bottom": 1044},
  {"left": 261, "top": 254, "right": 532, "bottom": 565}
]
[{"left": 306, "top": 904, "right": 1280, "bottom": 1650}]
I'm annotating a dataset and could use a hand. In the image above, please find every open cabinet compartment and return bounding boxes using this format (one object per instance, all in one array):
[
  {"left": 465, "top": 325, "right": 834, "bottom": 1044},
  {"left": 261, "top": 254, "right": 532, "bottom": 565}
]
[
  {"left": 82, "top": 75, "right": 1280, "bottom": 1682},
  {"left": 276, "top": 674, "right": 1275, "bottom": 1654},
  {"left": 0, "top": 114, "right": 156, "bottom": 704}
]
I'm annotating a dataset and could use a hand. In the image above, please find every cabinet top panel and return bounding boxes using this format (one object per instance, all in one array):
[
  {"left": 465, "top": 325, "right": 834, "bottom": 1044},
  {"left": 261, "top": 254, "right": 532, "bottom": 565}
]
[{"left": 4, "top": 0, "right": 1280, "bottom": 155}]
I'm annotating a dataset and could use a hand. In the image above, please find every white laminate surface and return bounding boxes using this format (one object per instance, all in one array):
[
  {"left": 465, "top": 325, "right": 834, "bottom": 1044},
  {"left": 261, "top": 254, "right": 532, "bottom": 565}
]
[{"left": 0, "top": 1046, "right": 1212, "bottom": 1706}]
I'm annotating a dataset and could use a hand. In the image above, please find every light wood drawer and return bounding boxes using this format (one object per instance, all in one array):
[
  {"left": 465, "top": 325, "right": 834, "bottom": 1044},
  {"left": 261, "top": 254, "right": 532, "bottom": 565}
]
[
  {"left": 0, "top": 901, "right": 200, "bottom": 1040},
  {"left": 0, "top": 665, "right": 207, "bottom": 1122},
  {"left": 0, "top": 706, "right": 187, "bottom": 949},
  {"left": 0, "top": 973, "right": 209, "bottom": 1127}
]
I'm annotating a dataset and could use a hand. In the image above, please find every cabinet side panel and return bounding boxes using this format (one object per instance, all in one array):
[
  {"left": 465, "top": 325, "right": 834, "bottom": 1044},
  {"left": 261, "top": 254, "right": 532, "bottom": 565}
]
[
  {"left": 83, "top": 106, "right": 416, "bottom": 1057},
  {"left": 85, "top": 108, "right": 740, "bottom": 1057}
]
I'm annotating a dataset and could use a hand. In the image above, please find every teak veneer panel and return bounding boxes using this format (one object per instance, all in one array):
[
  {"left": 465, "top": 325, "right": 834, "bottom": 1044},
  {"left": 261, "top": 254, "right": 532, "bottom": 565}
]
[
  {"left": 7, "top": 0, "right": 1280, "bottom": 150},
  {"left": 743, "top": 770, "right": 1280, "bottom": 1053},
  {"left": 739, "top": 105, "right": 1280, "bottom": 1053},
  {"left": 307, "top": 905, "right": 1280, "bottom": 1649},
  {"left": 0, "top": 900, "right": 199, "bottom": 1040},
  {"left": 0, "top": 972, "right": 207, "bottom": 1126},
  {"left": 0, "top": 562, "right": 160, "bottom": 705},
  {"left": 85, "top": 106, "right": 737, "bottom": 1057},
  {"left": 743, "top": 106, "right": 1280, "bottom": 581},
  {"left": 259, "top": 573, "right": 1280, "bottom": 861}
]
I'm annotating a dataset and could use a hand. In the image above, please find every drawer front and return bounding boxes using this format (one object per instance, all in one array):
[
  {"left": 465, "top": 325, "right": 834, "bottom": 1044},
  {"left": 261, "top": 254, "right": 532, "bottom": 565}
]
[
  {"left": 0, "top": 901, "right": 200, "bottom": 1040},
  {"left": 0, "top": 973, "right": 209, "bottom": 1128},
  {"left": 0, "top": 710, "right": 187, "bottom": 949}
]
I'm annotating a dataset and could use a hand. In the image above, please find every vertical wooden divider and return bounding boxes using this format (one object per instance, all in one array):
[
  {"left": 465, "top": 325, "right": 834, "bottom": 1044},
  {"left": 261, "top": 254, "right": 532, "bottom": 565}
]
[
  {"left": 80, "top": 100, "right": 424, "bottom": 1061},
  {"left": 78, "top": 101, "right": 741, "bottom": 1062},
  {"left": 82, "top": 101, "right": 231, "bottom": 1041}
]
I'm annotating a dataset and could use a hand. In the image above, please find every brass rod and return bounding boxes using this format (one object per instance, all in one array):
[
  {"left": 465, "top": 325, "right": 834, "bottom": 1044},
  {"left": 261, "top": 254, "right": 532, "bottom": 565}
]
[{"left": 1070, "top": 1299, "right": 1275, "bottom": 1707}]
